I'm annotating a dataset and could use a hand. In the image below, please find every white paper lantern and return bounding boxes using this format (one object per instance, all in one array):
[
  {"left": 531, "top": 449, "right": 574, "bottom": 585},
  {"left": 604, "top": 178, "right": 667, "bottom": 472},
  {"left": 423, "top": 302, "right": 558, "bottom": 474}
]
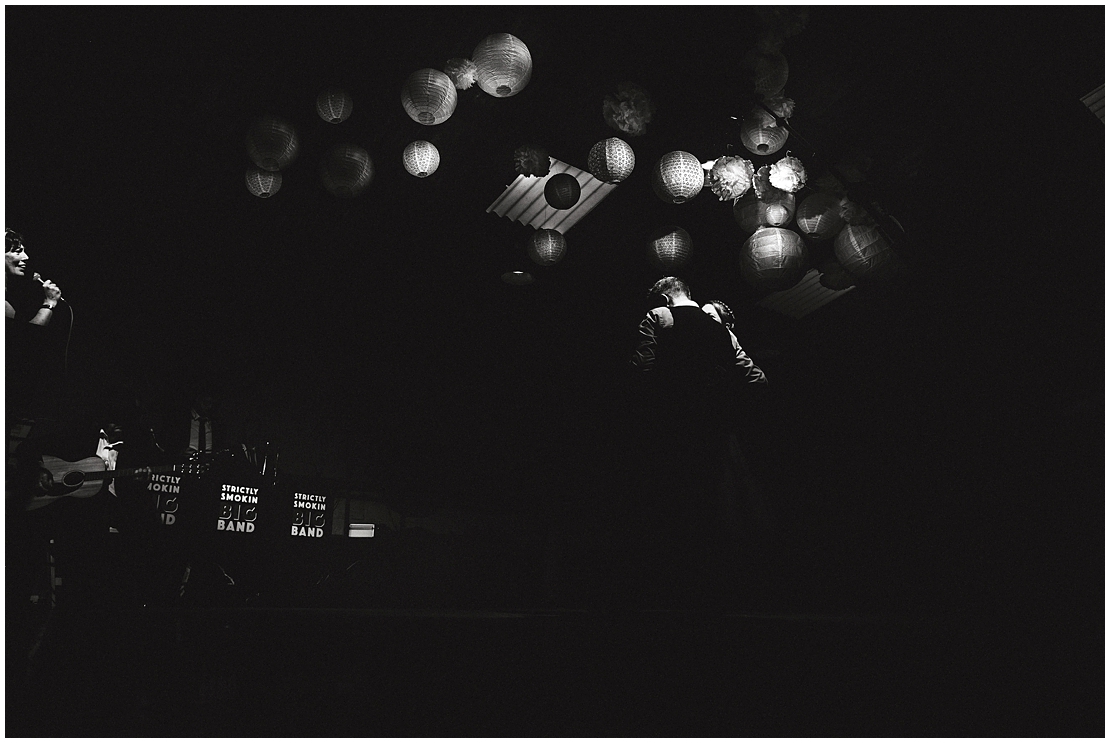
[
  {"left": 528, "top": 229, "right": 567, "bottom": 266},
  {"left": 652, "top": 151, "right": 704, "bottom": 204},
  {"left": 740, "top": 108, "right": 789, "bottom": 156},
  {"left": 733, "top": 191, "right": 796, "bottom": 234},
  {"left": 834, "top": 224, "right": 898, "bottom": 280},
  {"left": 246, "top": 116, "right": 299, "bottom": 172},
  {"left": 473, "top": 33, "right": 532, "bottom": 98},
  {"left": 740, "top": 226, "right": 807, "bottom": 292},
  {"left": 320, "top": 144, "right": 373, "bottom": 198},
  {"left": 587, "top": 137, "right": 636, "bottom": 184},
  {"left": 647, "top": 226, "right": 693, "bottom": 270},
  {"left": 401, "top": 69, "right": 458, "bottom": 126},
  {"left": 245, "top": 168, "right": 281, "bottom": 198},
  {"left": 316, "top": 88, "right": 353, "bottom": 123},
  {"left": 402, "top": 141, "right": 440, "bottom": 178},
  {"left": 795, "top": 192, "right": 845, "bottom": 240}
]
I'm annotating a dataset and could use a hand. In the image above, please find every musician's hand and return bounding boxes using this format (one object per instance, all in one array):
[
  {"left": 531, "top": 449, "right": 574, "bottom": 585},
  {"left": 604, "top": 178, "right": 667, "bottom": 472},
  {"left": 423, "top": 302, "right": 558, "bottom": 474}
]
[
  {"left": 41, "top": 279, "right": 61, "bottom": 303},
  {"left": 36, "top": 467, "right": 54, "bottom": 494}
]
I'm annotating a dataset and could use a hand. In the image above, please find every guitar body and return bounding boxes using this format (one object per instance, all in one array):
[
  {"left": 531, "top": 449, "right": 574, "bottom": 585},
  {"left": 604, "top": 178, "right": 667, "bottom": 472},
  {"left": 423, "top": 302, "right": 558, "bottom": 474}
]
[{"left": 40, "top": 455, "right": 111, "bottom": 500}]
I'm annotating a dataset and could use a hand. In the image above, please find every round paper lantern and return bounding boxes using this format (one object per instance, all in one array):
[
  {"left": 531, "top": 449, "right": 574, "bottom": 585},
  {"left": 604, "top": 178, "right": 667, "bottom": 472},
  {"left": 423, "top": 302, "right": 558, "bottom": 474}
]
[
  {"left": 320, "top": 144, "right": 373, "bottom": 198},
  {"left": 246, "top": 116, "right": 299, "bottom": 172},
  {"left": 316, "top": 88, "right": 353, "bottom": 124},
  {"left": 732, "top": 191, "right": 796, "bottom": 234},
  {"left": 795, "top": 192, "right": 845, "bottom": 240},
  {"left": 401, "top": 69, "right": 458, "bottom": 126},
  {"left": 740, "top": 227, "right": 807, "bottom": 292},
  {"left": 472, "top": 33, "right": 532, "bottom": 98},
  {"left": 740, "top": 108, "right": 789, "bottom": 156},
  {"left": 245, "top": 168, "right": 281, "bottom": 198},
  {"left": 834, "top": 224, "right": 897, "bottom": 280},
  {"left": 402, "top": 140, "right": 440, "bottom": 178},
  {"left": 744, "top": 49, "right": 789, "bottom": 96},
  {"left": 544, "top": 173, "right": 581, "bottom": 209},
  {"left": 647, "top": 226, "right": 693, "bottom": 270},
  {"left": 652, "top": 151, "right": 704, "bottom": 204},
  {"left": 587, "top": 137, "right": 635, "bottom": 184},
  {"left": 528, "top": 229, "right": 567, "bottom": 266}
]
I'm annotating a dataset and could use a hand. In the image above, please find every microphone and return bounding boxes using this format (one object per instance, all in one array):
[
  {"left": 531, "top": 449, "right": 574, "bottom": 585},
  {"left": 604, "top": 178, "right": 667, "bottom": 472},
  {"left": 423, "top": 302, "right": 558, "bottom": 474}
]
[{"left": 33, "top": 272, "right": 64, "bottom": 304}]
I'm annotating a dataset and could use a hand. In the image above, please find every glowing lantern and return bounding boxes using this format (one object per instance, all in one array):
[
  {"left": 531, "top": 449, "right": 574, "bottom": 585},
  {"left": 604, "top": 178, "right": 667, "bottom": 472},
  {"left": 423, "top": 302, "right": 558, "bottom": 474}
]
[
  {"left": 401, "top": 69, "right": 457, "bottom": 126},
  {"left": 740, "top": 227, "right": 807, "bottom": 292},
  {"left": 733, "top": 190, "right": 796, "bottom": 234},
  {"left": 740, "top": 108, "right": 789, "bottom": 156},
  {"left": 320, "top": 144, "right": 373, "bottom": 198},
  {"left": 834, "top": 224, "right": 898, "bottom": 280},
  {"left": 472, "top": 33, "right": 532, "bottom": 98},
  {"left": 647, "top": 226, "right": 693, "bottom": 270},
  {"left": 402, "top": 140, "right": 440, "bottom": 178},
  {"left": 528, "top": 229, "right": 567, "bottom": 266},
  {"left": 795, "top": 192, "right": 845, "bottom": 240},
  {"left": 246, "top": 116, "right": 299, "bottom": 172},
  {"left": 245, "top": 168, "right": 281, "bottom": 198},
  {"left": 544, "top": 173, "right": 581, "bottom": 209},
  {"left": 587, "top": 137, "right": 635, "bottom": 184},
  {"left": 652, "top": 151, "right": 704, "bottom": 204},
  {"left": 316, "top": 88, "right": 353, "bottom": 123}
]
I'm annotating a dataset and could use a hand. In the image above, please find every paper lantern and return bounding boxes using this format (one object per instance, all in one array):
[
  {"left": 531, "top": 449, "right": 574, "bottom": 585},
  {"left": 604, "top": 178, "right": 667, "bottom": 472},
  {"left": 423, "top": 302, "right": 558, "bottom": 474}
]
[
  {"left": 769, "top": 155, "right": 807, "bottom": 192},
  {"left": 744, "top": 49, "right": 789, "bottom": 96},
  {"left": 544, "top": 173, "right": 581, "bottom": 209},
  {"left": 587, "top": 137, "right": 635, "bottom": 184},
  {"left": 834, "top": 224, "right": 897, "bottom": 280},
  {"left": 245, "top": 168, "right": 281, "bottom": 198},
  {"left": 740, "top": 227, "right": 807, "bottom": 292},
  {"left": 647, "top": 226, "right": 692, "bottom": 270},
  {"left": 652, "top": 151, "right": 704, "bottom": 204},
  {"left": 402, "top": 141, "right": 440, "bottom": 178},
  {"left": 316, "top": 88, "right": 353, "bottom": 124},
  {"left": 740, "top": 108, "right": 789, "bottom": 156},
  {"left": 246, "top": 116, "right": 299, "bottom": 172},
  {"left": 401, "top": 69, "right": 457, "bottom": 126},
  {"left": 320, "top": 144, "right": 373, "bottom": 198},
  {"left": 732, "top": 190, "right": 796, "bottom": 234},
  {"left": 472, "top": 33, "right": 532, "bottom": 98},
  {"left": 795, "top": 192, "right": 845, "bottom": 240},
  {"left": 528, "top": 229, "right": 567, "bottom": 266}
]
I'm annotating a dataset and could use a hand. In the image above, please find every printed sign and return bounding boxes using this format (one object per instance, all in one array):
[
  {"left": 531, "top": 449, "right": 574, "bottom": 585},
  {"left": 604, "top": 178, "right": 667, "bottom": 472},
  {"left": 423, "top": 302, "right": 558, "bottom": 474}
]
[
  {"left": 148, "top": 473, "right": 183, "bottom": 526},
  {"left": 217, "top": 483, "right": 259, "bottom": 533},
  {"left": 291, "top": 491, "right": 327, "bottom": 538}
]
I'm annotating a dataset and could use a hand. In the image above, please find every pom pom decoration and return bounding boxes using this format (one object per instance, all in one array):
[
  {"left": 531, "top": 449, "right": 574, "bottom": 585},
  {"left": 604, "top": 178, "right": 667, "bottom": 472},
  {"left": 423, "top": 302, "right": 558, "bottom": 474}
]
[
  {"left": 795, "top": 192, "right": 845, "bottom": 240},
  {"left": 513, "top": 145, "right": 551, "bottom": 177},
  {"left": 768, "top": 155, "right": 807, "bottom": 193},
  {"left": 742, "top": 48, "right": 789, "bottom": 97},
  {"left": 740, "top": 107, "right": 789, "bottom": 156},
  {"left": 834, "top": 224, "right": 898, "bottom": 280},
  {"left": 320, "top": 143, "right": 373, "bottom": 198},
  {"left": 472, "top": 33, "right": 532, "bottom": 97},
  {"left": 602, "top": 83, "right": 655, "bottom": 137},
  {"left": 762, "top": 95, "right": 795, "bottom": 120},
  {"left": 246, "top": 116, "right": 299, "bottom": 172},
  {"left": 733, "top": 190, "right": 796, "bottom": 234},
  {"left": 647, "top": 226, "right": 693, "bottom": 271},
  {"left": 587, "top": 137, "right": 636, "bottom": 184},
  {"left": 402, "top": 140, "right": 440, "bottom": 178},
  {"left": 705, "top": 156, "right": 755, "bottom": 202},
  {"left": 316, "top": 88, "right": 353, "bottom": 124},
  {"left": 740, "top": 226, "right": 808, "bottom": 292},
  {"left": 528, "top": 229, "right": 567, "bottom": 266},
  {"left": 245, "top": 168, "right": 281, "bottom": 198},
  {"left": 401, "top": 69, "right": 458, "bottom": 126},
  {"left": 652, "top": 151, "right": 704, "bottom": 204},
  {"left": 544, "top": 173, "right": 581, "bottom": 210},
  {"left": 443, "top": 57, "right": 478, "bottom": 90}
]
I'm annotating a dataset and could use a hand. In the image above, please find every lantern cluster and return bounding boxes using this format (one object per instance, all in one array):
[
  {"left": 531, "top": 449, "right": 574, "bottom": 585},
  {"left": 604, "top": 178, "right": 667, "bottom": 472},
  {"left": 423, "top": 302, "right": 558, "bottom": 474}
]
[{"left": 245, "top": 115, "right": 299, "bottom": 198}]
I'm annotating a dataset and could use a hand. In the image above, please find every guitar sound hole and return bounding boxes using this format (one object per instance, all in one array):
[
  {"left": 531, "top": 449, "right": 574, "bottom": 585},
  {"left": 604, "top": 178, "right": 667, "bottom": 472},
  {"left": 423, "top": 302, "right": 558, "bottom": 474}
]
[{"left": 62, "top": 472, "right": 85, "bottom": 488}]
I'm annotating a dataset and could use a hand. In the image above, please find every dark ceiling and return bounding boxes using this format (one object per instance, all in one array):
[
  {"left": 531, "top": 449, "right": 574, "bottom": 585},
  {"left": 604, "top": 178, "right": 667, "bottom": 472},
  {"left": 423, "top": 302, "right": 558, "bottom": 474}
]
[{"left": 6, "top": 6, "right": 1104, "bottom": 513}]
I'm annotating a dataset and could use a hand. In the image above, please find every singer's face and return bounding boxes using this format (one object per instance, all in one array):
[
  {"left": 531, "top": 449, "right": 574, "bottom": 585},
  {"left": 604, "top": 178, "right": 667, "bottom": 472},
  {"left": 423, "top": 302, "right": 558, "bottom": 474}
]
[{"left": 5, "top": 243, "right": 28, "bottom": 277}]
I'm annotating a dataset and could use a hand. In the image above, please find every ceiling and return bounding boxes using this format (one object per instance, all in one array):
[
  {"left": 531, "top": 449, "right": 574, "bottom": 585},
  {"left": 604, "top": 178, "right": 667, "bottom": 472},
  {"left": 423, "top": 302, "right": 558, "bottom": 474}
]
[{"left": 6, "top": 6, "right": 1104, "bottom": 506}]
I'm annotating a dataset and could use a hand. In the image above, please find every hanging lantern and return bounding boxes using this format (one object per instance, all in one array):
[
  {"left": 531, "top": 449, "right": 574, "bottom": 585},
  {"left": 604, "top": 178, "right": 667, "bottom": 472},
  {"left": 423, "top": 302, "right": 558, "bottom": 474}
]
[
  {"left": 316, "top": 88, "right": 353, "bottom": 124},
  {"left": 769, "top": 155, "right": 807, "bottom": 192},
  {"left": 443, "top": 57, "right": 478, "bottom": 90},
  {"left": 647, "top": 226, "right": 693, "bottom": 270},
  {"left": 320, "top": 144, "right": 373, "bottom": 198},
  {"left": 795, "top": 192, "right": 845, "bottom": 240},
  {"left": 245, "top": 168, "right": 281, "bottom": 198},
  {"left": 401, "top": 69, "right": 457, "bottom": 126},
  {"left": 705, "top": 156, "right": 755, "bottom": 202},
  {"left": 246, "top": 116, "right": 299, "bottom": 172},
  {"left": 834, "top": 224, "right": 898, "bottom": 280},
  {"left": 472, "top": 33, "right": 532, "bottom": 98},
  {"left": 743, "top": 49, "right": 789, "bottom": 96},
  {"left": 652, "top": 151, "right": 704, "bottom": 204},
  {"left": 740, "top": 226, "right": 808, "bottom": 292},
  {"left": 587, "top": 137, "right": 635, "bottom": 184},
  {"left": 544, "top": 173, "right": 581, "bottom": 209},
  {"left": 739, "top": 108, "right": 789, "bottom": 156},
  {"left": 732, "top": 190, "right": 796, "bottom": 234},
  {"left": 528, "top": 229, "right": 567, "bottom": 266},
  {"left": 402, "top": 141, "right": 440, "bottom": 178}
]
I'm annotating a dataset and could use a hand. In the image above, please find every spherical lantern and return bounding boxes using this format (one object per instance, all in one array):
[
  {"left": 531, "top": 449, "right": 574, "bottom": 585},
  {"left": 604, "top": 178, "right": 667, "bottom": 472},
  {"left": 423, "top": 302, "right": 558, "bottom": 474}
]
[
  {"left": 743, "top": 49, "right": 789, "bottom": 96},
  {"left": 587, "top": 137, "right": 635, "bottom": 184},
  {"left": 320, "top": 144, "right": 373, "bottom": 198},
  {"left": 652, "top": 151, "right": 704, "bottom": 204},
  {"left": 740, "top": 108, "right": 789, "bottom": 156},
  {"left": 795, "top": 192, "right": 845, "bottom": 240},
  {"left": 401, "top": 69, "right": 458, "bottom": 126},
  {"left": 647, "top": 226, "right": 693, "bottom": 271},
  {"left": 834, "top": 224, "right": 897, "bottom": 280},
  {"left": 402, "top": 140, "right": 440, "bottom": 178},
  {"left": 245, "top": 168, "right": 281, "bottom": 198},
  {"left": 316, "top": 88, "right": 353, "bottom": 124},
  {"left": 740, "top": 227, "right": 808, "bottom": 292},
  {"left": 732, "top": 191, "right": 796, "bottom": 234},
  {"left": 472, "top": 33, "right": 532, "bottom": 98},
  {"left": 246, "top": 116, "right": 299, "bottom": 172},
  {"left": 528, "top": 229, "right": 567, "bottom": 266},
  {"left": 544, "top": 173, "right": 581, "bottom": 210}
]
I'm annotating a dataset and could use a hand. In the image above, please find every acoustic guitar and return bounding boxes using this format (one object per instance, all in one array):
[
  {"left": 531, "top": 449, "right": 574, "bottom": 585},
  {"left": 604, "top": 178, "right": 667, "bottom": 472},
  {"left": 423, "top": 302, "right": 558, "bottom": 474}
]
[{"left": 25, "top": 454, "right": 209, "bottom": 512}]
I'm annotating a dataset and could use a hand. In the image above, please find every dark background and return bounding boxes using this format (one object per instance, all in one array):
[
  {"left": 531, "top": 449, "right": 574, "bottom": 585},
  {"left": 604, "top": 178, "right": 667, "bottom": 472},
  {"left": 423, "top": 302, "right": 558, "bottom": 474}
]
[{"left": 6, "top": 6, "right": 1104, "bottom": 618}]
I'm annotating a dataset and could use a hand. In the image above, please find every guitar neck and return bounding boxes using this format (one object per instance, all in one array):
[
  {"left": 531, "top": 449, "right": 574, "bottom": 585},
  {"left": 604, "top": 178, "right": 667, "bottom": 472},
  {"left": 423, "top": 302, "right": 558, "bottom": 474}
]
[{"left": 80, "top": 463, "right": 189, "bottom": 483}]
